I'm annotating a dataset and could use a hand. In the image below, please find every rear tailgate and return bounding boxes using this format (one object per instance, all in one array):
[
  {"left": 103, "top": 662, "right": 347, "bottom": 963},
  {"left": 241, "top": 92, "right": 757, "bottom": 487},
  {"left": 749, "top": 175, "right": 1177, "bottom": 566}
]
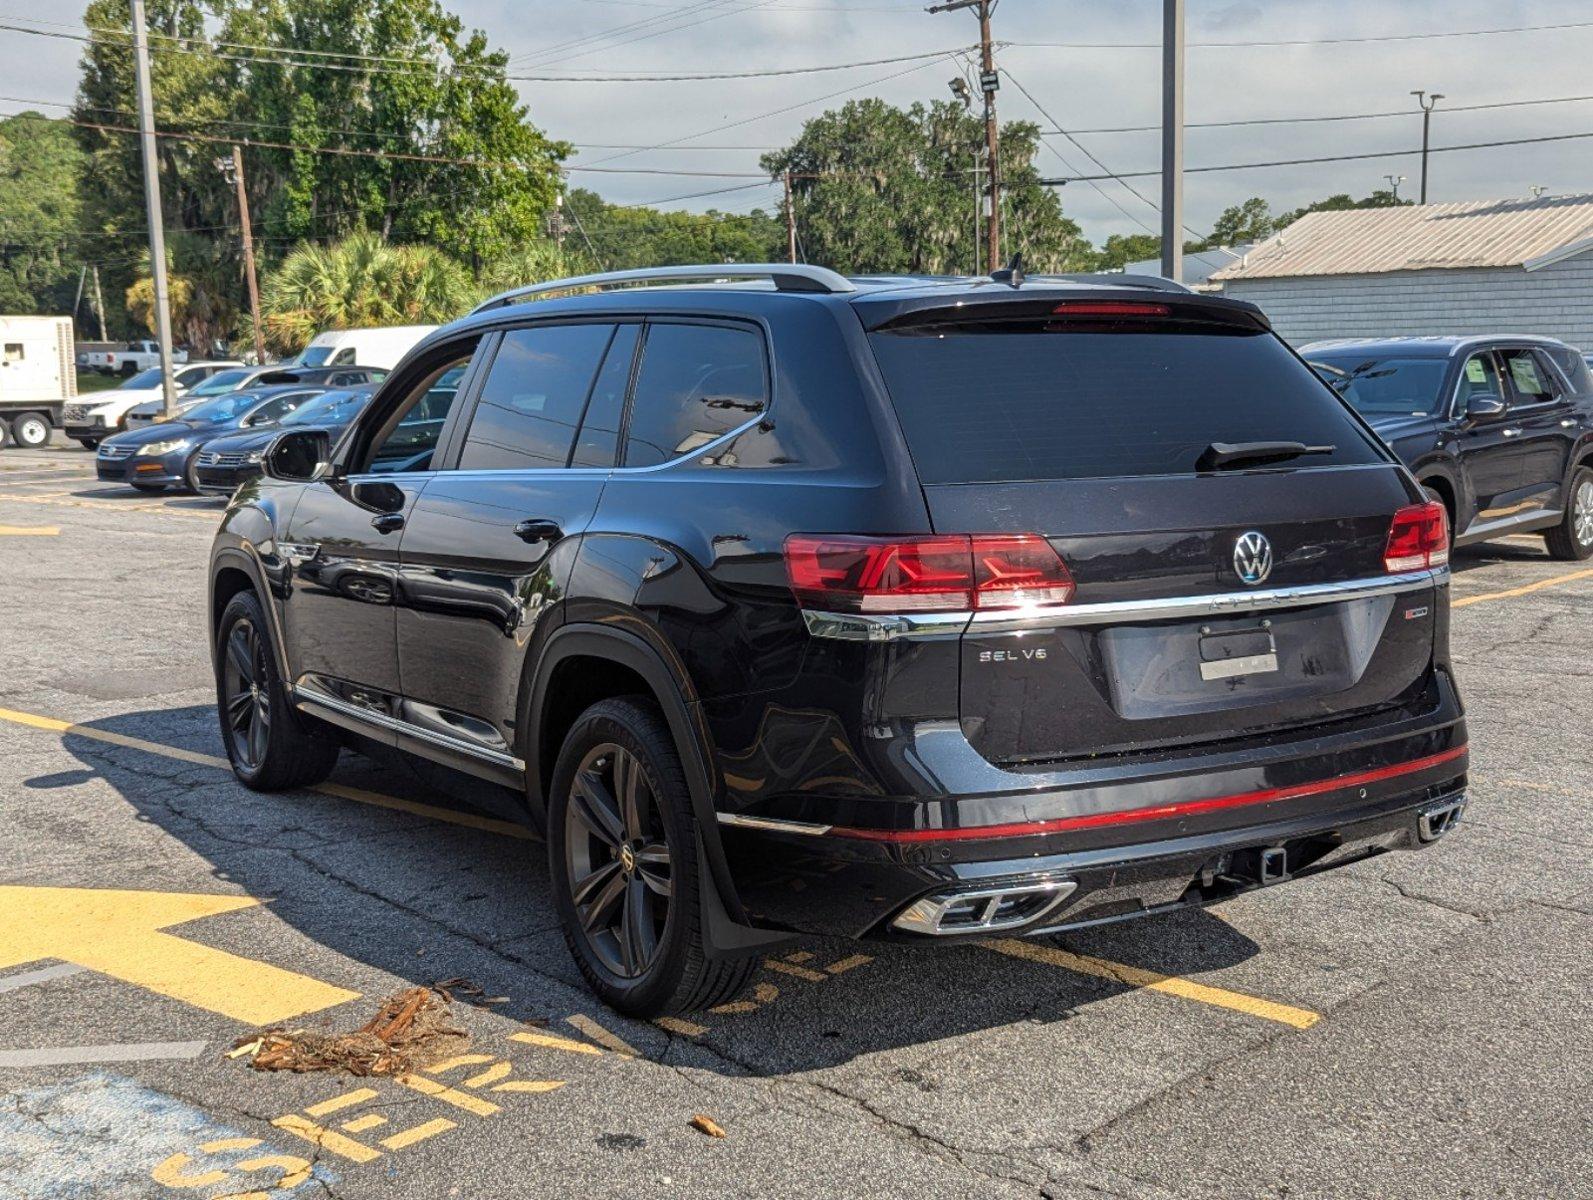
[
  {"left": 863, "top": 292, "right": 1441, "bottom": 766},
  {"left": 926, "top": 469, "right": 1436, "bottom": 763}
]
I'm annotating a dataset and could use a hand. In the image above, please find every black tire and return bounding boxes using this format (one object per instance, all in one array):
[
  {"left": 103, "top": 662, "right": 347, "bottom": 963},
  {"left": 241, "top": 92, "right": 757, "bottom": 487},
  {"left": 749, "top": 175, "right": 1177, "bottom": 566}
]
[
  {"left": 214, "top": 589, "right": 340, "bottom": 790},
  {"left": 1545, "top": 466, "right": 1593, "bottom": 561},
  {"left": 547, "top": 697, "right": 755, "bottom": 1016},
  {"left": 182, "top": 450, "right": 203, "bottom": 494},
  {"left": 9, "top": 412, "right": 51, "bottom": 449},
  {"left": 0, "top": 421, "right": 8, "bottom": 450}
]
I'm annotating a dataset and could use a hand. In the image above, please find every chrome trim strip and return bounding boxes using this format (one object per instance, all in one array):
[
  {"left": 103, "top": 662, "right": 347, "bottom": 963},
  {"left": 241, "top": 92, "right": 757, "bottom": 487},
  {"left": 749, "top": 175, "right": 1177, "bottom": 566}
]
[
  {"left": 802, "top": 570, "right": 1445, "bottom": 641},
  {"left": 716, "top": 812, "right": 834, "bottom": 836},
  {"left": 293, "top": 685, "right": 525, "bottom": 773},
  {"left": 800, "top": 608, "right": 971, "bottom": 643}
]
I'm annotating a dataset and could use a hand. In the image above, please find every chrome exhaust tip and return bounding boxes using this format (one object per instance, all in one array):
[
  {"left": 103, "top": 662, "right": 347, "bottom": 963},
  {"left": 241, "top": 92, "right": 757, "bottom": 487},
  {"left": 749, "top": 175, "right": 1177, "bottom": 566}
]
[
  {"left": 1418, "top": 795, "right": 1466, "bottom": 842},
  {"left": 891, "top": 877, "right": 1078, "bottom": 936}
]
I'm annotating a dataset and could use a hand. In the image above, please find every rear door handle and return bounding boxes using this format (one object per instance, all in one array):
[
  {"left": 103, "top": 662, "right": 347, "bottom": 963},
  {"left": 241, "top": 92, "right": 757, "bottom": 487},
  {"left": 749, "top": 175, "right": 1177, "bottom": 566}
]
[
  {"left": 1562, "top": 419, "right": 1578, "bottom": 428},
  {"left": 371, "top": 511, "right": 406, "bottom": 534},
  {"left": 1501, "top": 428, "right": 1521, "bottom": 437},
  {"left": 514, "top": 518, "right": 562, "bottom": 544}
]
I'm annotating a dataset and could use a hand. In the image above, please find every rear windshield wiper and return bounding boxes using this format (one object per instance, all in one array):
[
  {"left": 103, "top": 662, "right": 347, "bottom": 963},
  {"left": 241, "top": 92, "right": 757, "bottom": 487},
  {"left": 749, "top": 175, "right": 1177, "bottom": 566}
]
[{"left": 1197, "top": 441, "right": 1336, "bottom": 471}]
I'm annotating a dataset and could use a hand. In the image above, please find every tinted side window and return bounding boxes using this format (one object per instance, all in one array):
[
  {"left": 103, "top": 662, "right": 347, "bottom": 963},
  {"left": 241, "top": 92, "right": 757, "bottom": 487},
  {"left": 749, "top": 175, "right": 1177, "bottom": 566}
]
[
  {"left": 458, "top": 324, "right": 613, "bottom": 470},
  {"left": 369, "top": 361, "right": 470, "bottom": 473},
  {"left": 571, "top": 325, "right": 639, "bottom": 468},
  {"left": 1498, "top": 348, "right": 1557, "bottom": 404},
  {"left": 1543, "top": 345, "right": 1593, "bottom": 393},
  {"left": 622, "top": 323, "right": 768, "bottom": 468},
  {"left": 1456, "top": 353, "right": 1504, "bottom": 412}
]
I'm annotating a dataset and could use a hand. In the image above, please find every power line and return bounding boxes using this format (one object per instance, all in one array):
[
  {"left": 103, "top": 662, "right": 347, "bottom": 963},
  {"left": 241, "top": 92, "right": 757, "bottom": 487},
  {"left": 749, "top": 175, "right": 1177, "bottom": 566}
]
[
  {"left": 1008, "top": 18, "right": 1593, "bottom": 51},
  {"left": 1051, "top": 129, "right": 1593, "bottom": 182},
  {"left": 0, "top": 15, "right": 969, "bottom": 84},
  {"left": 1048, "top": 91, "right": 1593, "bottom": 136}
]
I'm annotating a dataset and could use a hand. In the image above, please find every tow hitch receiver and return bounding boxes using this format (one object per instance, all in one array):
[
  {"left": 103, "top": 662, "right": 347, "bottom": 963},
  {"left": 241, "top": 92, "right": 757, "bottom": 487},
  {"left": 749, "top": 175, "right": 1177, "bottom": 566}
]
[
  {"left": 1225, "top": 845, "right": 1291, "bottom": 886},
  {"left": 1418, "top": 796, "right": 1466, "bottom": 842}
]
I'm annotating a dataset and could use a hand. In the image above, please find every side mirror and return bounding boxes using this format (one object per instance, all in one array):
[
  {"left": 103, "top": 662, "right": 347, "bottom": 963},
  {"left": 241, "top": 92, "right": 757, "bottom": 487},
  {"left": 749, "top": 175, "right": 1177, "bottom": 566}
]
[
  {"left": 1465, "top": 394, "right": 1508, "bottom": 422},
  {"left": 262, "top": 429, "right": 331, "bottom": 482}
]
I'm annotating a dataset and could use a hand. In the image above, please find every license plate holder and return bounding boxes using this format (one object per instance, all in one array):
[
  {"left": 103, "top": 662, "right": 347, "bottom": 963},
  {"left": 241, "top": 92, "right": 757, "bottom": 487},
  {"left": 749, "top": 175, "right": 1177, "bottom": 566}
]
[{"left": 1198, "top": 627, "right": 1278, "bottom": 682}]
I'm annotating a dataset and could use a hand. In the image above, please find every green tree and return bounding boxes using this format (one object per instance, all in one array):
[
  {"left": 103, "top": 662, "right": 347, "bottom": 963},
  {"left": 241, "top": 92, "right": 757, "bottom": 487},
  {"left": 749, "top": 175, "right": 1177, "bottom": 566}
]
[
  {"left": 1204, "top": 196, "right": 1276, "bottom": 248},
  {"left": 563, "top": 190, "right": 784, "bottom": 271},
  {"left": 219, "top": 0, "right": 568, "bottom": 266},
  {"left": 761, "top": 98, "right": 1091, "bottom": 275},
  {"left": 254, "top": 231, "right": 472, "bottom": 355},
  {"left": 1094, "top": 233, "right": 1162, "bottom": 271},
  {"left": 0, "top": 113, "right": 87, "bottom": 317},
  {"left": 1274, "top": 188, "right": 1411, "bottom": 230}
]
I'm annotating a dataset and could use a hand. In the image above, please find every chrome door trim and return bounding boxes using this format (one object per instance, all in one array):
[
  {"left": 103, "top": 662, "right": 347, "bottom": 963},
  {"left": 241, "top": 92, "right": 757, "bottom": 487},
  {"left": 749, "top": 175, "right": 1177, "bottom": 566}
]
[
  {"left": 716, "top": 812, "right": 834, "bottom": 836},
  {"left": 293, "top": 682, "right": 525, "bottom": 773},
  {"left": 800, "top": 569, "right": 1446, "bottom": 642}
]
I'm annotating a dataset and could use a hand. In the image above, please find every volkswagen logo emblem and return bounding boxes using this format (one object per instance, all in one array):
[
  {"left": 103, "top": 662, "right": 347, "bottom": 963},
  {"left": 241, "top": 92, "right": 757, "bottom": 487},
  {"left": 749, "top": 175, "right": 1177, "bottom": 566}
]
[{"left": 1233, "top": 531, "right": 1273, "bottom": 586}]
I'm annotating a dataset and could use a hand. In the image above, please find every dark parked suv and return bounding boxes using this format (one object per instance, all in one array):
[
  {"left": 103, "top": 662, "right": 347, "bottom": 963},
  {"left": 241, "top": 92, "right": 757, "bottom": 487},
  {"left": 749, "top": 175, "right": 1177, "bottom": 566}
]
[
  {"left": 208, "top": 264, "right": 1468, "bottom": 1015},
  {"left": 1305, "top": 336, "right": 1593, "bottom": 559}
]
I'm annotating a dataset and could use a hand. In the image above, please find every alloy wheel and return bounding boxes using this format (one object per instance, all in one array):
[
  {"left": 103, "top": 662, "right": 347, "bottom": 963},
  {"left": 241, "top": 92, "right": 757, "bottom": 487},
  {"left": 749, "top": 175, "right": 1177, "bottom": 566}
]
[
  {"left": 220, "top": 617, "right": 271, "bottom": 770},
  {"left": 564, "top": 742, "right": 673, "bottom": 979},
  {"left": 1574, "top": 479, "right": 1593, "bottom": 547}
]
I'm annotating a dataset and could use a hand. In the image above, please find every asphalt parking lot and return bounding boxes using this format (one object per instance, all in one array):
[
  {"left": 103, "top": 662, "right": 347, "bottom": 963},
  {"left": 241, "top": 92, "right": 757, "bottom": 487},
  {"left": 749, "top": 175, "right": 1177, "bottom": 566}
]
[{"left": 1, "top": 439, "right": 1589, "bottom": 1200}]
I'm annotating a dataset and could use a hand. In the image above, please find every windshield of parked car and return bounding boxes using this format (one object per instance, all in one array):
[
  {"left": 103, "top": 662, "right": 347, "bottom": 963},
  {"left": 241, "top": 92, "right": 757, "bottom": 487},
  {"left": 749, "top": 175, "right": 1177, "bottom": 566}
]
[
  {"left": 296, "top": 345, "right": 334, "bottom": 366},
  {"left": 1306, "top": 354, "right": 1449, "bottom": 417},
  {"left": 280, "top": 389, "right": 371, "bottom": 427},
  {"left": 181, "top": 390, "right": 273, "bottom": 423},
  {"left": 186, "top": 368, "right": 254, "bottom": 397},
  {"left": 119, "top": 368, "right": 163, "bottom": 389}
]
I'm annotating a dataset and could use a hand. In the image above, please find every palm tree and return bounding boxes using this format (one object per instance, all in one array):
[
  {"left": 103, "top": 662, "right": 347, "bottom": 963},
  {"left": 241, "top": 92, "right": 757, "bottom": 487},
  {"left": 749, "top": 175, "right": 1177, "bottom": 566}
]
[{"left": 255, "top": 232, "right": 474, "bottom": 356}]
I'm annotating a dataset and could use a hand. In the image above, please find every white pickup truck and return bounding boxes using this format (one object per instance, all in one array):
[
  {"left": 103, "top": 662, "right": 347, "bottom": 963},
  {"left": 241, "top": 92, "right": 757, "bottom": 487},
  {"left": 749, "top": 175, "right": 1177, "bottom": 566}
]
[{"left": 85, "top": 340, "right": 190, "bottom": 376}]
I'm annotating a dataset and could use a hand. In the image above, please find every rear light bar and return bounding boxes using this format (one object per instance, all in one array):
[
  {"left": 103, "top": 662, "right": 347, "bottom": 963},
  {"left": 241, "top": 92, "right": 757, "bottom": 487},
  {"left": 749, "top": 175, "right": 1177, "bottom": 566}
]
[
  {"left": 1051, "top": 301, "right": 1169, "bottom": 318},
  {"left": 1384, "top": 501, "right": 1449, "bottom": 573},
  {"left": 784, "top": 534, "right": 1075, "bottom": 614}
]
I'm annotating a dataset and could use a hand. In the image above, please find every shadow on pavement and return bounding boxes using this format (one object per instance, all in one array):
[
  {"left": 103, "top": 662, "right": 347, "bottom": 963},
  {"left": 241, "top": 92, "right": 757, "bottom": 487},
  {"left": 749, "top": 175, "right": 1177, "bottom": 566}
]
[{"left": 49, "top": 704, "right": 1264, "bottom": 1074}]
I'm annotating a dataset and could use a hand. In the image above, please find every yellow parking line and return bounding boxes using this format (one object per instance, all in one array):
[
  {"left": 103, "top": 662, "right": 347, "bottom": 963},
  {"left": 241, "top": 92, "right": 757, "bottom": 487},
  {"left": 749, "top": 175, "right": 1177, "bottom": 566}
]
[
  {"left": 981, "top": 937, "right": 1321, "bottom": 1030},
  {"left": 0, "top": 702, "right": 1323, "bottom": 1030},
  {"left": 0, "top": 523, "right": 59, "bottom": 535},
  {"left": 0, "top": 704, "right": 532, "bottom": 840},
  {"left": 1452, "top": 566, "right": 1593, "bottom": 608},
  {"left": 0, "top": 491, "right": 218, "bottom": 520}
]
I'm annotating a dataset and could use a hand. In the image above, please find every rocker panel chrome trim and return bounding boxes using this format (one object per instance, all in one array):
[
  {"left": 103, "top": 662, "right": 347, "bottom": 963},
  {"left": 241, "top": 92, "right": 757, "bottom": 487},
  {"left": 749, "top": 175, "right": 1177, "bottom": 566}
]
[{"left": 293, "top": 684, "right": 525, "bottom": 772}]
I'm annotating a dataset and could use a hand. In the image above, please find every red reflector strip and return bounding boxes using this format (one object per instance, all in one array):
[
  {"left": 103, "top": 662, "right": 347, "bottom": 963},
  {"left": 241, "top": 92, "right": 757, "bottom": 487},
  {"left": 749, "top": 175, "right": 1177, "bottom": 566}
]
[{"left": 826, "top": 745, "right": 1468, "bottom": 843}]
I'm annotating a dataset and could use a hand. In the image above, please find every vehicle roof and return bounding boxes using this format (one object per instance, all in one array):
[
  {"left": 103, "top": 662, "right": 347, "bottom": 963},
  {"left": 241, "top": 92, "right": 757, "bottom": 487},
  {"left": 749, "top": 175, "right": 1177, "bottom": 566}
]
[
  {"left": 1301, "top": 334, "right": 1576, "bottom": 358},
  {"left": 420, "top": 272, "right": 1263, "bottom": 350}
]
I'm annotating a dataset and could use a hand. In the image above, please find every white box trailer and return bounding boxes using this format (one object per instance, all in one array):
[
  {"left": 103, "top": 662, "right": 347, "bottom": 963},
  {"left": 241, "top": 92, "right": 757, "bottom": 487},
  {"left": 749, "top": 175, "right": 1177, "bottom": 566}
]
[{"left": 0, "top": 315, "right": 75, "bottom": 449}]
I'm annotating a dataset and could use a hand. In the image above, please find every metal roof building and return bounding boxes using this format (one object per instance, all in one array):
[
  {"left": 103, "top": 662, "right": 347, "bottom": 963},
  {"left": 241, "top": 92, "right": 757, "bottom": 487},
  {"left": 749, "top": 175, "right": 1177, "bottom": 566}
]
[{"left": 1209, "top": 194, "right": 1593, "bottom": 351}]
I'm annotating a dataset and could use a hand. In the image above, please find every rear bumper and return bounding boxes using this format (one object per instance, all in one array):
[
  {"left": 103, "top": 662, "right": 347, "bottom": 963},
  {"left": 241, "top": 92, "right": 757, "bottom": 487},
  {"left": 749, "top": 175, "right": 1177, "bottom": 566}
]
[{"left": 717, "top": 673, "right": 1467, "bottom": 940}]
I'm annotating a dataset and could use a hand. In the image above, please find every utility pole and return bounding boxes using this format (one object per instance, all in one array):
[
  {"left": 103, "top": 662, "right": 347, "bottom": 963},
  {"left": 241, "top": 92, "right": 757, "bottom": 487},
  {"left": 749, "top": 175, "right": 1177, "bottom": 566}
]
[
  {"left": 1411, "top": 90, "right": 1443, "bottom": 204},
  {"left": 1160, "top": 0, "right": 1185, "bottom": 283},
  {"left": 130, "top": 0, "right": 178, "bottom": 418},
  {"left": 218, "top": 145, "right": 265, "bottom": 365},
  {"left": 1384, "top": 173, "right": 1405, "bottom": 201},
  {"left": 72, "top": 266, "right": 87, "bottom": 333},
  {"left": 782, "top": 170, "right": 798, "bottom": 263},
  {"left": 930, "top": 0, "right": 1000, "bottom": 269},
  {"left": 91, "top": 265, "right": 108, "bottom": 341}
]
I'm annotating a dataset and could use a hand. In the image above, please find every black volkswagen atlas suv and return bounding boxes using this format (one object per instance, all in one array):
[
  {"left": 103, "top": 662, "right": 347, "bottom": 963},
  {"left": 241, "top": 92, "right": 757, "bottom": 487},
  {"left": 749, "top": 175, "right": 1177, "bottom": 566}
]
[{"left": 208, "top": 264, "right": 1468, "bottom": 1016}]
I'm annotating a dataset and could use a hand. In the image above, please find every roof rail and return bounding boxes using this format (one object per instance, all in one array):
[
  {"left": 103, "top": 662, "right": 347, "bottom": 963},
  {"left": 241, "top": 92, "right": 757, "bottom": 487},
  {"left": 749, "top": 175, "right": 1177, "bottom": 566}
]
[
  {"left": 471, "top": 263, "right": 856, "bottom": 314},
  {"left": 1037, "top": 271, "right": 1194, "bottom": 294}
]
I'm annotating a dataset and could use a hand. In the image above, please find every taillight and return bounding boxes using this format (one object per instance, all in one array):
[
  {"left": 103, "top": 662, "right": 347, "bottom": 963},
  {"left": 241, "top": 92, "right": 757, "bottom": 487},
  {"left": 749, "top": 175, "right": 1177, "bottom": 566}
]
[
  {"left": 1384, "top": 501, "right": 1449, "bottom": 573},
  {"left": 784, "top": 534, "right": 1075, "bottom": 613}
]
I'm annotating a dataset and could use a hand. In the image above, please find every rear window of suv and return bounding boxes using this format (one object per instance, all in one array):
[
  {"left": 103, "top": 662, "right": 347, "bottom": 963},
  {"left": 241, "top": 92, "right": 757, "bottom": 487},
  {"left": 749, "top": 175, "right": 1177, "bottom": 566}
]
[{"left": 868, "top": 320, "right": 1385, "bottom": 483}]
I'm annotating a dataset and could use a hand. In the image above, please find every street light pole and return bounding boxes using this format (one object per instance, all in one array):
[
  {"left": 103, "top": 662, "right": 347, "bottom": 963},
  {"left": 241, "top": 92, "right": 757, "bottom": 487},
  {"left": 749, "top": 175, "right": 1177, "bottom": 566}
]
[
  {"left": 129, "top": 0, "right": 179, "bottom": 419},
  {"left": 1411, "top": 90, "right": 1444, "bottom": 204},
  {"left": 1160, "top": 0, "right": 1185, "bottom": 283}
]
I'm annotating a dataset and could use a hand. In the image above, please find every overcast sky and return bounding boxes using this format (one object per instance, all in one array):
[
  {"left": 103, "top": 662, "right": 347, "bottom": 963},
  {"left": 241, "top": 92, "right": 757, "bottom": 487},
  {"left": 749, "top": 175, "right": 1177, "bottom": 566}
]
[{"left": 4, "top": 0, "right": 1592, "bottom": 245}]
